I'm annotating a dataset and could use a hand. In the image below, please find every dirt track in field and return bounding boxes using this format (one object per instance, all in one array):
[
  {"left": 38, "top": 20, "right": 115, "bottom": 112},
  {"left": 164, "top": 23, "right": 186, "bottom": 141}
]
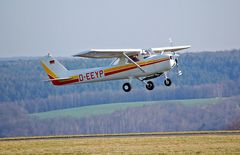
[{"left": 1, "top": 130, "right": 240, "bottom": 141}]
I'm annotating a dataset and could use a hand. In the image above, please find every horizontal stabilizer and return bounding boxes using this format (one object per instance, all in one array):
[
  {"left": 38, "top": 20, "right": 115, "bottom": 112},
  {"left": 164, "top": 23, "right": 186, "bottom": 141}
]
[{"left": 43, "top": 77, "right": 72, "bottom": 82}]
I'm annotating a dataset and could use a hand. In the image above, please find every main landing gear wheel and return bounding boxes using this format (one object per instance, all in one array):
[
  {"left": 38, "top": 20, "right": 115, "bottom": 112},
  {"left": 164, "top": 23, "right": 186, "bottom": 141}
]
[
  {"left": 146, "top": 81, "right": 154, "bottom": 90},
  {"left": 122, "top": 83, "right": 131, "bottom": 92},
  {"left": 164, "top": 78, "right": 172, "bottom": 86}
]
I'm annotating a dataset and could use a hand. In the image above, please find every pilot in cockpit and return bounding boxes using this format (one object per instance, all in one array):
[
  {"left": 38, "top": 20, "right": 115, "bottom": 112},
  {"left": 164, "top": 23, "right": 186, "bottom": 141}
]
[{"left": 129, "top": 55, "right": 139, "bottom": 62}]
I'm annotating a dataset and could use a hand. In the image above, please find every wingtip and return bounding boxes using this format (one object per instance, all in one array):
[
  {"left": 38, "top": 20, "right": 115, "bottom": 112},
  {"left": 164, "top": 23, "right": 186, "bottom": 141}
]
[{"left": 181, "top": 45, "right": 191, "bottom": 49}]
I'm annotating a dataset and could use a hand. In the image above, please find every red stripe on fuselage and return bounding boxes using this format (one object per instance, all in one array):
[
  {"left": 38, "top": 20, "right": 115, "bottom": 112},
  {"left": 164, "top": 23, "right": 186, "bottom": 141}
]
[{"left": 48, "top": 75, "right": 79, "bottom": 86}]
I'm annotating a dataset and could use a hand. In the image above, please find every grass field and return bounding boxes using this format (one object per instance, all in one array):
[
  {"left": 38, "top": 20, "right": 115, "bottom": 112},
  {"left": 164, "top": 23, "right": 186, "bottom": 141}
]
[
  {"left": 30, "top": 98, "right": 221, "bottom": 119},
  {"left": 0, "top": 131, "right": 240, "bottom": 154}
]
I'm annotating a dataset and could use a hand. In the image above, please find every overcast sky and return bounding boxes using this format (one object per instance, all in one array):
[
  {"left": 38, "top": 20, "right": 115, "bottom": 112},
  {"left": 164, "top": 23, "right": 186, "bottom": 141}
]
[{"left": 0, "top": 0, "right": 239, "bottom": 57}]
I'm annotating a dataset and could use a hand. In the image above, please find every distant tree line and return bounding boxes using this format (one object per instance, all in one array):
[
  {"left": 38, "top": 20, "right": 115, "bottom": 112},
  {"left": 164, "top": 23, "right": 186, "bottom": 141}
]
[
  {"left": 1, "top": 80, "right": 237, "bottom": 113},
  {"left": 0, "top": 96, "right": 239, "bottom": 137}
]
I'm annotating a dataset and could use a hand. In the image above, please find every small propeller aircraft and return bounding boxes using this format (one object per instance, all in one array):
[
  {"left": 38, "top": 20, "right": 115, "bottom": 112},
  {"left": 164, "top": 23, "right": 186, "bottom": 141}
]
[{"left": 40, "top": 45, "right": 190, "bottom": 92}]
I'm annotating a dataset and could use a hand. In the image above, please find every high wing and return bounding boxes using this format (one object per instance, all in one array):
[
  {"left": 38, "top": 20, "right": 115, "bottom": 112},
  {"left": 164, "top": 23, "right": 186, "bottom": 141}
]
[
  {"left": 73, "top": 48, "right": 146, "bottom": 72},
  {"left": 73, "top": 49, "right": 142, "bottom": 58},
  {"left": 151, "top": 45, "right": 191, "bottom": 53}
]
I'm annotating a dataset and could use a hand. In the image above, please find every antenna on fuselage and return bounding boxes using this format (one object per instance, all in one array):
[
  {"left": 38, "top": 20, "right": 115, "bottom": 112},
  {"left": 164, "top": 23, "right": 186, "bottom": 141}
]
[{"left": 169, "top": 37, "right": 173, "bottom": 47}]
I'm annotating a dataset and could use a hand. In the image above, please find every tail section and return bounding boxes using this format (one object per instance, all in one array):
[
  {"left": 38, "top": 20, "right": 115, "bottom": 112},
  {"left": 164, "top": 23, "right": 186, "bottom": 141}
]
[{"left": 40, "top": 54, "right": 69, "bottom": 85}]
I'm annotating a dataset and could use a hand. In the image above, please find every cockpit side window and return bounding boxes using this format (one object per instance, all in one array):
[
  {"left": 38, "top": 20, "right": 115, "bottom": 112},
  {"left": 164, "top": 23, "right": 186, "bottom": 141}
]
[
  {"left": 128, "top": 55, "right": 139, "bottom": 63},
  {"left": 110, "top": 57, "right": 127, "bottom": 66},
  {"left": 111, "top": 54, "right": 141, "bottom": 66}
]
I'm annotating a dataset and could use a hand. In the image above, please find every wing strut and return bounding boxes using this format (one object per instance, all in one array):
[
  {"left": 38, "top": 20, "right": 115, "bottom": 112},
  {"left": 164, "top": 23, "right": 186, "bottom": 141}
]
[{"left": 123, "top": 52, "right": 146, "bottom": 73}]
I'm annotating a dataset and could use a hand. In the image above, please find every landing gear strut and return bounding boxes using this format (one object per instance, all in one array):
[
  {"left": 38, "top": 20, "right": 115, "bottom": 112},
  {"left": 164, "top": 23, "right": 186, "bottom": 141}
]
[
  {"left": 122, "top": 82, "right": 131, "bottom": 92},
  {"left": 146, "top": 81, "right": 154, "bottom": 90},
  {"left": 164, "top": 78, "right": 172, "bottom": 86}
]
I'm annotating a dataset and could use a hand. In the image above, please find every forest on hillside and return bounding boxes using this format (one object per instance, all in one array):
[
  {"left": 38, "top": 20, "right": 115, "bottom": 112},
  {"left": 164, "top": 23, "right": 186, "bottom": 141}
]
[{"left": 0, "top": 50, "right": 239, "bottom": 113}]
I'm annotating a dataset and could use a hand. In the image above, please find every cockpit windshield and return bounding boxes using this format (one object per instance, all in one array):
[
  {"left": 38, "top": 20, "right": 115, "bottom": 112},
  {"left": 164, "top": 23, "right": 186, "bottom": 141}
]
[
  {"left": 110, "top": 50, "right": 152, "bottom": 66},
  {"left": 141, "top": 49, "right": 151, "bottom": 59}
]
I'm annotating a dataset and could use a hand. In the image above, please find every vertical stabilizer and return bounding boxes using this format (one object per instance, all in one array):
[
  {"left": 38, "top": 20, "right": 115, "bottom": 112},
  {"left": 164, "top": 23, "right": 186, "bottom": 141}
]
[{"left": 40, "top": 54, "right": 68, "bottom": 80}]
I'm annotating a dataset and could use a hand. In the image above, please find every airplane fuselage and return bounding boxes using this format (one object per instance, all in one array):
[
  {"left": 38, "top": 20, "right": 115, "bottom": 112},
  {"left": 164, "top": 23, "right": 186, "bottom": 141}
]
[{"left": 50, "top": 54, "right": 175, "bottom": 85}]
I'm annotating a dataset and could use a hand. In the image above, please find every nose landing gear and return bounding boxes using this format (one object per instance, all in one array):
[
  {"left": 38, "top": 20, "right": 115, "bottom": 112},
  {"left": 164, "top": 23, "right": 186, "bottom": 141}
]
[
  {"left": 164, "top": 78, "right": 172, "bottom": 86},
  {"left": 164, "top": 72, "right": 172, "bottom": 86}
]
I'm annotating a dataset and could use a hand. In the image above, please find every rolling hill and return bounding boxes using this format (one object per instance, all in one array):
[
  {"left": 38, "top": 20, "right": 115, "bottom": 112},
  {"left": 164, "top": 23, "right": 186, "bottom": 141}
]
[{"left": 30, "top": 98, "right": 221, "bottom": 119}]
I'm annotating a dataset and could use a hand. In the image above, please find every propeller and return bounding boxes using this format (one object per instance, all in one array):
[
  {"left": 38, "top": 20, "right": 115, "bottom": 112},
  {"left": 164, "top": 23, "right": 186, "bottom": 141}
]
[
  {"left": 171, "top": 53, "right": 182, "bottom": 76},
  {"left": 175, "top": 57, "right": 182, "bottom": 76},
  {"left": 169, "top": 38, "right": 182, "bottom": 76}
]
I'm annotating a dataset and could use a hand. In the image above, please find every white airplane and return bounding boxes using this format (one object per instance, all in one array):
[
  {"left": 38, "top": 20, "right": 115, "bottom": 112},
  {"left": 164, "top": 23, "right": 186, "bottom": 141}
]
[{"left": 40, "top": 45, "right": 190, "bottom": 92}]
